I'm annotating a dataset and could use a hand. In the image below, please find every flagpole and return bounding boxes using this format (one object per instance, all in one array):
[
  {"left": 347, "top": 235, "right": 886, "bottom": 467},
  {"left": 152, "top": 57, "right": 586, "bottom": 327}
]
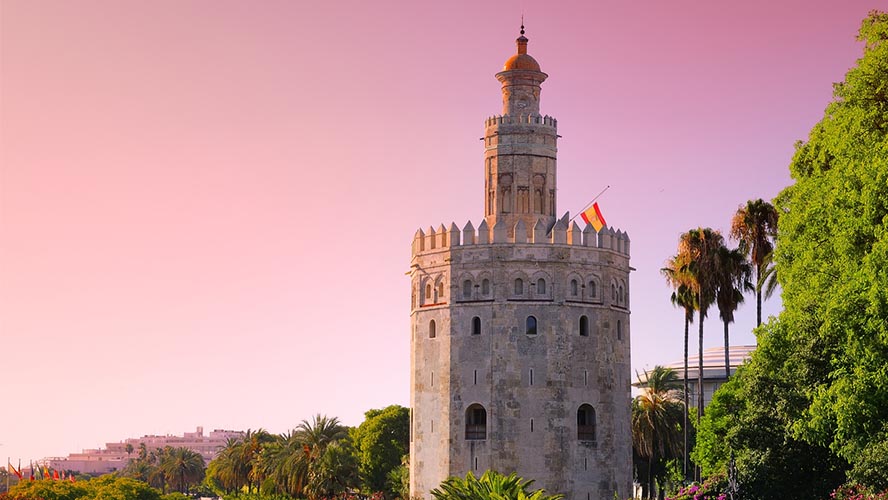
[
  {"left": 6, "top": 457, "right": 9, "bottom": 493},
  {"left": 569, "top": 185, "right": 611, "bottom": 223}
]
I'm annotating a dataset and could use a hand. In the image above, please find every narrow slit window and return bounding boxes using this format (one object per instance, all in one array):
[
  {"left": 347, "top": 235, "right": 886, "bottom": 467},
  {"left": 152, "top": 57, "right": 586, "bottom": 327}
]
[
  {"left": 571, "top": 279, "right": 578, "bottom": 296},
  {"left": 530, "top": 368, "right": 534, "bottom": 386},
  {"left": 429, "top": 319, "right": 436, "bottom": 338},
  {"left": 530, "top": 418, "right": 534, "bottom": 432}
]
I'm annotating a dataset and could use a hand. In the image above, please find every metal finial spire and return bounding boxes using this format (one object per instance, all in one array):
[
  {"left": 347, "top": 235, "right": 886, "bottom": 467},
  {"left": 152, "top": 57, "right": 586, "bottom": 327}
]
[{"left": 520, "top": 15, "right": 525, "bottom": 35}]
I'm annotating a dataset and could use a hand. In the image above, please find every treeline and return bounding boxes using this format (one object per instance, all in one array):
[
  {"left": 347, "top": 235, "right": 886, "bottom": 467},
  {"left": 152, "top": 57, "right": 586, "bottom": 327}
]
[
  {"left": 205, "top": 406, "right": 408, "bottom": 500},
  {"left": 633, "top": 10, "right": 888, "bottom": 500}
]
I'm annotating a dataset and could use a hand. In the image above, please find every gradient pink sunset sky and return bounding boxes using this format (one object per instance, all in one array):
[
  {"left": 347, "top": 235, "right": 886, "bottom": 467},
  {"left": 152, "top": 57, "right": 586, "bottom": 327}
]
[{"left": 1, "top": 0, "right": 882, "bottom": 464}]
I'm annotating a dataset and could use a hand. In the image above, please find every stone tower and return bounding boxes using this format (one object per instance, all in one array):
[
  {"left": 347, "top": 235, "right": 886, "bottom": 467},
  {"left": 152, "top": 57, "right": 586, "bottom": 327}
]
[{"left": 409, "top": 28, "right": 632, "bottom": 500}]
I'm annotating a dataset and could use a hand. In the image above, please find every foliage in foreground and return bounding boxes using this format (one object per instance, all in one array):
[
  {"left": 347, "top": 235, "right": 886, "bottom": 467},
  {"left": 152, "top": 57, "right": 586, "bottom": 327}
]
[
  {"left": 431, "top": 470, "right": 563, "bottom": 500},
  {"left": 693, "top": 9, "right": 888, "bottom": 499},
  {"left": 3, "top": 475, "right": 186, "bottom": 500}
]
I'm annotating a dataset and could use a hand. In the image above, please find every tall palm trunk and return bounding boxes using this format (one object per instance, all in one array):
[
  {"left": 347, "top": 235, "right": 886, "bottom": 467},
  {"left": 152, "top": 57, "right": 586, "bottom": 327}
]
[
  {"left": 697, "top": 294, "right": 705, "bottom": 483},
  {"left": 724, "top": 320, "right": 731, "bottom": 379},
  {"left": 756, "top": 265, "right": 762, "bottom": 327},
  {"left": 683, "top": 312, "right": 690, "bottom": 482}
]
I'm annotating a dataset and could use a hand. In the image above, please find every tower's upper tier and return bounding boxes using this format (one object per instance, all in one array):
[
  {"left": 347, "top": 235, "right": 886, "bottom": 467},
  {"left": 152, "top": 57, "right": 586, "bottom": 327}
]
[
  {"left": 503, "top": 35, "right": 541, "bottom": 71},
  {"left": 495, "top": 28, "right": 548, "bottom": 117}
]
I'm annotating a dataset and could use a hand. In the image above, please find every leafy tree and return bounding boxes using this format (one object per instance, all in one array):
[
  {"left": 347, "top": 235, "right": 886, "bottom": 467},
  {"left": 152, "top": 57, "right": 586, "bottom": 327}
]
[
  {"left": 431, "top": 470, "right": 563, "bottom": 500},
  {"left": 693, "top": 320, "right": 848, "bottom": 500},
  {"left": 5, "top": 475, "right": 158, "bottom": 500},
  {"left": 632, "top": 366, "right": 686, "bottom": 499},
  {"left": 729, "top": 199, "right": 778, "bottom": 327},
  {"left": 770, "top": 9, "right": 888, "bottom": 488},
  {"left": 351, "top": 404, "right": 409, "bottom": 496},
  {"left": 386, "top": 455, "right": 410, "bottom": 500}
]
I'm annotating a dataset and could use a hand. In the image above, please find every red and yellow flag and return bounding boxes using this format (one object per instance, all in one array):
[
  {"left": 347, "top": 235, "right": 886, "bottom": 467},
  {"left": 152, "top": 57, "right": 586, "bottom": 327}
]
[
  {"left": 7, "top": 461, "right": 23, "bottom": 480},
  {"left": 44, "top": 466, "right": 51, "bottom": 480},
  {"left": 580, "top": 202, "right": 607, "bottom": 232}
]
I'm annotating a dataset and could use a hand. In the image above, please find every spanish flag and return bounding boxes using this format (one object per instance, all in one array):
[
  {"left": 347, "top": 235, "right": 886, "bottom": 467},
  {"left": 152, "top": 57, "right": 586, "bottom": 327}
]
[
  {"left": 580, "top": 202, "right": 607, "bottom": 232},
  {"left": 7, "top": 460, "right": 23, "bottom": 480}
]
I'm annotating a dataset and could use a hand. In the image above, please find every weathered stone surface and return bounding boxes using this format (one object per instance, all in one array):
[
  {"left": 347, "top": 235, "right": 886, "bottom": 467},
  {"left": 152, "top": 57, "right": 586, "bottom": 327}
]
[{"left": 408, "top": 31, "right": 631, "bottom": 500}]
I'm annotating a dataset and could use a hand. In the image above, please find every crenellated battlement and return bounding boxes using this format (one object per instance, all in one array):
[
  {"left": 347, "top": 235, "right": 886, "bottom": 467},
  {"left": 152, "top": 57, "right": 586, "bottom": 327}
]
[
  {"left": 485, "top": 114, "right": 557, "bottom": 129},
  {"left": 411, "top": 218, "right": 630, "bottom": 257}
]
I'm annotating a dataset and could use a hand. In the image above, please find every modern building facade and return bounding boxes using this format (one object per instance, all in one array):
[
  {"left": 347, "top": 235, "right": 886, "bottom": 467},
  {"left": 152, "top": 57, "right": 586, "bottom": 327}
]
[
  {"left": 409, "top": 29, "right": 632, "bottom": 500},
  {"left": 633, "top": 345, "right": 755, "bottom": 408}
]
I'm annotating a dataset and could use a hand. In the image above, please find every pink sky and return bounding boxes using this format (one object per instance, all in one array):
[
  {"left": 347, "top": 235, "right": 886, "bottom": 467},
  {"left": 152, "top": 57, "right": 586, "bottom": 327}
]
[{"left": 0, "top": 0, "right": 881, "bottom": 464}]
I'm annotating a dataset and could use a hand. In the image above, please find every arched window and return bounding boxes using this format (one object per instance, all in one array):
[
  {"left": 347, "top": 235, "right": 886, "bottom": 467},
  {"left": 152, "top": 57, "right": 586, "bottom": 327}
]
[
  {"left": 437, "top": 282, "right": 445, "bottom": 300},
  {"left": 537, "top": 278, "right": 546, "bottom": 294},
  {"left": 612, "top": 283, "right": 617, "bottom": 301},
  {"left": 472, "top": 317, "right": 481, "bottom": 336},
  {"left": 619, "top": 285, "right": 625, "bottom": 304},
  {"left": 617, "top": 320, "right": 622, "bottom": 340},
  {"left": 466, "top": 404, "right": 487, "bottom": 440},
  {"left": 463, "top": 280, "right": 472, "bottom": 299},
  {"left": 571, "top": 279, "right": 578, "bottom": 296},
  {"left": 429, "top": 320, "right": 436, "bottom": 339},
  {"left": 514, "top": 278, "right": 524, "bottom": 295},
  {"left": 481, "top": 279, "right": 490, "bottom": 295},
  {"left": 578, "top": 404, "right": 596, "bottom": 441},
  {"left": 526, "top": 315, "right": 538, "bottom": 335},
  {"left": 580, "top": 315, "right": 589, "bottom": 337},
  {"left": 589, "top": 281, "right": 597, "bottom": 298},
  {"left": 425, "top": 283, "right": 432, "bottom": 302}
]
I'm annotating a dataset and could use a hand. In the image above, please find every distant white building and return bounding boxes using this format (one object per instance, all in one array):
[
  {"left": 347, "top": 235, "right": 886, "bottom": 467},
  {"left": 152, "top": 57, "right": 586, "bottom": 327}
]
[
  {"left": 633, "top": 345, "right": 755, "bottom": 407},
  {"left": 47, "top": 426, "right": 244, "bottom": 475}
]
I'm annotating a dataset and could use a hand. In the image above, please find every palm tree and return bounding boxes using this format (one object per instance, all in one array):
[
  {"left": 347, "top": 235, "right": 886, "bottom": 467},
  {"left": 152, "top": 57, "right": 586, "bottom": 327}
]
[
  {"left": 161, "top": 447, "right": 206, "bottom": 493},
  {"left": 431, "top": 470, "right": 563, "bottom": 500},
  {"left": 260, "top": 415, "right": 348, "bottom": 498},
  {"left": 207, "top": 437, "right": 244, "bottom": 493},
  {"left": 676, "top": 228, "right": 722, "bottom": 482},
  {"left": 632, "top": 367, "right": 685, "bottom": 499},
  {"left": 661, "top": 256, "right": 696, "bottom": 480},
  {"left": 730, "top": 199, "right": 778, "bottom": 326},
  {"left": 714, "top": 245, "right": 753, "bottom": 379}
]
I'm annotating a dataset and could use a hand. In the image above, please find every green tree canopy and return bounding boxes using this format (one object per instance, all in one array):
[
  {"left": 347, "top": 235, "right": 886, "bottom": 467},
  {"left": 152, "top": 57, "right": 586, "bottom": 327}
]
[
  {"left": 350, "top": 404, "right": 409, "bottom": 496},
  {"left": 695, "top": 10, "right": 888, "bottom": 495},
  {"left": 775, "top": 8, "right": 888, "bottom": 486}
]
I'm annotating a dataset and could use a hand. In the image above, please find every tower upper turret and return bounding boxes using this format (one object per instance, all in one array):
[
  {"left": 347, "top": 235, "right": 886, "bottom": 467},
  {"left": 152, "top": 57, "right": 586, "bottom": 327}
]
[
  {"left": 484, "top": 25, "right": 558, "bottom": 236},
  {"left": 496, "top": 26, "right": 548, "bottom": 116}
]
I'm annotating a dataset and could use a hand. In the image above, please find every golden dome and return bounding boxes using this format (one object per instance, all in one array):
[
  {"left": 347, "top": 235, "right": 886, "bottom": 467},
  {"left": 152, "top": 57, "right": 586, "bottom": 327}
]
[{"left": 502, "top": 34, "right": 541, "bottom": 72}]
